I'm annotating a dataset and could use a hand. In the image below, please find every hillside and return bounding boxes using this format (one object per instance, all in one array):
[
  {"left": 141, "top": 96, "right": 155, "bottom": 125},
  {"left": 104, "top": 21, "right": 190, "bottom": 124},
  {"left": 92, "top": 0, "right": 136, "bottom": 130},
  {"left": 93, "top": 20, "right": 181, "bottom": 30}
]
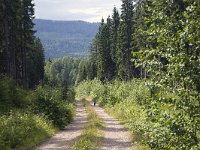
[{"left": 34, "top": 19, "right": 99, "bottom": 58}]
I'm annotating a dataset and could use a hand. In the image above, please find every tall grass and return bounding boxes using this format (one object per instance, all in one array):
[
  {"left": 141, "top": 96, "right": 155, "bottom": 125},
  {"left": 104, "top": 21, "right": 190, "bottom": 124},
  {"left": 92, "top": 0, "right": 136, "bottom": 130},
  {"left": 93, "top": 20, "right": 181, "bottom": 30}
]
[{"left": 0, "top": 111, "right": 56, "bottom": 150}]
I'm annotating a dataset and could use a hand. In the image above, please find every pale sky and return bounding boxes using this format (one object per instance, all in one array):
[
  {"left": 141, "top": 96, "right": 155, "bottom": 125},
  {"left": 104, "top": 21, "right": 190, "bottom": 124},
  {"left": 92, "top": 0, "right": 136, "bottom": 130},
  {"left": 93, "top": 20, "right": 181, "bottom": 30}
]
[{"left": 34, "top": 0, "right": 122, "bottom": 22}]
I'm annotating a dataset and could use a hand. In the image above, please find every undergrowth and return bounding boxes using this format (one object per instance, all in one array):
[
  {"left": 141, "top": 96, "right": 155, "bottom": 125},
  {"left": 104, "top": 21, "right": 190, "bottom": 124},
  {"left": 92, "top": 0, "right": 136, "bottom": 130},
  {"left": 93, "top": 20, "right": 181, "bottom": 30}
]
[
  {"left": 76, "top": 79, "right": 200, "bottom": 150},
  {"left": 0, "top": 76, "right": 75, "bottom": 150},
  {"left": 0, "top": 111, "right": 56, "bottom": 150}
]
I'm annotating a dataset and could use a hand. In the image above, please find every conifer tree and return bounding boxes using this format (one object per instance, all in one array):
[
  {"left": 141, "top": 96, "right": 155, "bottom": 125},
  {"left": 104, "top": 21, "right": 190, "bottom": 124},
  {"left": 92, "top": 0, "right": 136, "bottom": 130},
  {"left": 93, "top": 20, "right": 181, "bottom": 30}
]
[
  {"left": 96, "top": 18, "right": 115, "bottom": 81},
  {"left": 28, "top": 38, "right": 45, "bottom": 88},
  {"left": 111, "top": 7, "right": 120, "bottom": 65},
  {"left": 20, "top": 0, "right": 35, "bottom": 88},
  {"left": 116, "top": 0, "right": 134, "bottom": 80},
  {"left": 96, "top": 18, "right": 106, "bottom": 81},
  {"left": 89, "top": 36, "right": 98, "bottom": 79},
  {"left": 0, "top": 0, "right": 45, "bottom": 89},
  {"left": 76, "top": 60, "right": 87, "bottom": 84}
]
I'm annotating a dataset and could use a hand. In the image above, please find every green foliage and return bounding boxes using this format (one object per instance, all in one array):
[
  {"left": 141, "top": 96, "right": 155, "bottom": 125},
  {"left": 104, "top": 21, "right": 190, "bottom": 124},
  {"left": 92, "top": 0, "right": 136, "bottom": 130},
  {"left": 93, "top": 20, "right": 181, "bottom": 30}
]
[
  {"left": 61, "top": 81, "right": 76, "bottom": 103},
  {"left": 0, "top": 76, "right": 31, "bottom": 113},
  {"left": 131, "top": 0, "right": 200, "bottom": 149},
  {"left": 0, "top": 75, "right": 76, "bottom": 149},
  {"left": 44, "top": 57, "right": 97, "bottom": 86},
  {"left": 76, "top": 59, "right": 88, "bottom": 84},
  {"left": 45, "top": 57, "right": 79, "bottom": 86},
  {"left": 0, "top": 76, "right": 16, "bottom": 113},
  {"left": 28, "top": 38, "right": 45, "bottom": 88},
  {"left": 76, "top": 79, "right": 200, "bottom": 149},
  {"left": 0, "top": 111, "right": 56, "bottom": 150},
  {"left": 33, "top": 85, "right": 75, "bottom": 129}
]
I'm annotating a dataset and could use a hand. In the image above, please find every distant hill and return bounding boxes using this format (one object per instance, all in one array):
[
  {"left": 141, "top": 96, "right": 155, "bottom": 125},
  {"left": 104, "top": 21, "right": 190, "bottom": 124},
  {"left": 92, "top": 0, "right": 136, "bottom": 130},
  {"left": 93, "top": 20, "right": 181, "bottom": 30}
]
[{"left": 34, "top": 19, "right": 99, "bottom": 58}]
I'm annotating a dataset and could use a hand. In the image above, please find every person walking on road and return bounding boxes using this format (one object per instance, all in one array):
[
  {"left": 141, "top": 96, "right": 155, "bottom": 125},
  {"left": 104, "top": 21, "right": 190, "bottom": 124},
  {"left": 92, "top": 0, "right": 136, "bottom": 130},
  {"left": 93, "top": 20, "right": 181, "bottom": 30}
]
[{"left": 93, "top": 98, "right": 96, "bottom": 106}]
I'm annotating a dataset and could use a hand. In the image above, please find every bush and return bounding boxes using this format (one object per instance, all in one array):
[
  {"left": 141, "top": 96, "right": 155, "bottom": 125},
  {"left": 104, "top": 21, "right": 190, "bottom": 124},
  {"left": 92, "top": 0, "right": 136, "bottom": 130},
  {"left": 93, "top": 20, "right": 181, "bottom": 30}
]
[
  {"left": 0, "top": 76, "right": 16, "bottom": 113},
  {"left": 33, "top": 86, "right": 75, "bottom": 129},
  {"left": 0, "top": 76, "right": 31, "bottom": 113},
  {"left": 0, "top": 111, "right": 55, "bottom": 150}
]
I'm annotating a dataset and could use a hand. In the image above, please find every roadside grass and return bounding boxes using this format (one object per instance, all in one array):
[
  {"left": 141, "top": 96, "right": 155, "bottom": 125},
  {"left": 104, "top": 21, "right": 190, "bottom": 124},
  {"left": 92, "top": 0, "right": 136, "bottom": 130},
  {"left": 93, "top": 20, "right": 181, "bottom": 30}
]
[
  {"left": 0, "top": 111, "right": 57, "bottom": 150},
  {"left": 73, "top": 99, "right": 104, "bottom": 150}
]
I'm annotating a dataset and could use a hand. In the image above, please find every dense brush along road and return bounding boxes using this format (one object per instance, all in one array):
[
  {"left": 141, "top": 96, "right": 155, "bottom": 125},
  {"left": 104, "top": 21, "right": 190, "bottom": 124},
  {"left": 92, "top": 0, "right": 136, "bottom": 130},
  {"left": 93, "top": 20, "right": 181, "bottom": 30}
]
[{"left": 35, "top": 100, "right": 135, "bottom": 150}]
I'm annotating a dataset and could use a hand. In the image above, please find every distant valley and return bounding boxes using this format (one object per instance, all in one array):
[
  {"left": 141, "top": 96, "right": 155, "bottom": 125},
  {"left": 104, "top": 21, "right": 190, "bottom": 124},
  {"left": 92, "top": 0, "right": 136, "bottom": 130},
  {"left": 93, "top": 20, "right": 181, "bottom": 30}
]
[{"left": 34, "top": 19, "right": 99, "bottom": 58}]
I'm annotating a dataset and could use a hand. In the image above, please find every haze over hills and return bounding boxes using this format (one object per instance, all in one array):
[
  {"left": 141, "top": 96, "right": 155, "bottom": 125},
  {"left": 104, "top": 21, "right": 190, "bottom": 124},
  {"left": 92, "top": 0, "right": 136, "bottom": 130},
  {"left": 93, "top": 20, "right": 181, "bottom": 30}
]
[{"left": 34, "top": 19, "right": 99, "bottom": 58}]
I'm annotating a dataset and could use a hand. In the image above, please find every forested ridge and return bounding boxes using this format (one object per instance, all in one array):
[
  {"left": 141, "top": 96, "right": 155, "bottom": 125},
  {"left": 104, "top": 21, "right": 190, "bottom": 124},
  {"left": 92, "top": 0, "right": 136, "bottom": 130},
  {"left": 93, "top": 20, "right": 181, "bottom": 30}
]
[
  {"left": 34, "top": 19, "right": 99, "bottom": 58},
  {"left": 0, "top": 0, "right": 199, "bottom": 150}
]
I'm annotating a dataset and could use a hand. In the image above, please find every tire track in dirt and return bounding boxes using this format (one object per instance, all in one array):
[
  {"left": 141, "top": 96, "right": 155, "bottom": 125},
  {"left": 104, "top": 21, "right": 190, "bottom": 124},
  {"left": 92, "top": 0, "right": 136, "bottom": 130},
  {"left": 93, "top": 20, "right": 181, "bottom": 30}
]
[
  {"left": 35, "top": 101, "right": 87, "bottom": 150},
  {"left": 93, "top": 103, "right": 136, "bottom": 150}
]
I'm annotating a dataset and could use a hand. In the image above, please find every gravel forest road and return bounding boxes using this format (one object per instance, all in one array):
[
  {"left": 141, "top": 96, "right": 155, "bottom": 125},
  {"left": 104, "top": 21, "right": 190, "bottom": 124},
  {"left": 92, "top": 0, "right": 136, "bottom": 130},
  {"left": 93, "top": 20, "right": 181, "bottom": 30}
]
[{"left": 35, "top": 100, "right": 135, "bottom": 150}]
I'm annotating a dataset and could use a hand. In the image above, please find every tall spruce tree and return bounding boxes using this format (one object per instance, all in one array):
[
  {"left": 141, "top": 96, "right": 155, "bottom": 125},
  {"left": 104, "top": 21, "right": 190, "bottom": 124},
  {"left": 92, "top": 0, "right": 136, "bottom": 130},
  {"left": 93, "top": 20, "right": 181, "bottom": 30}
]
[
  {"left": 116, "top": 0, "right": 134, "bottom": 80},
  {"left": 109, "top": 8, "right": 121, "bottom": 79},
  {"left": 89, "top": 36, "right": 98, "bottom": 79},
  {"left": 106, "top": 16, "right": 116, "bottom": 80},
  {"left": 0, "top": 0, "right": 45, "bottom": 89},
  {"left": 20, "top": 0, "right": 35, "bottom": 88},
  {"left": 96, "top": 18, "right": 106, "bottom": 81},
  {"left": 76, "top": 59, "right": 87, "bottom": 84},
  {"left": 96, "top": 18, "right": 114, "bottom": 81},
  {"left": 111, "top": 7, "right": 120, "bottom": 65}
]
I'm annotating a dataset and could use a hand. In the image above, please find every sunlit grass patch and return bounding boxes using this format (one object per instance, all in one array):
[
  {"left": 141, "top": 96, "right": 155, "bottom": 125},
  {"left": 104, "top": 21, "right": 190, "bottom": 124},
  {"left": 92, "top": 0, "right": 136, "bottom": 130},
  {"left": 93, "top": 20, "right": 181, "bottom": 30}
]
[{"left": 0, "top": 111, "right": 57, "bottom": 150}]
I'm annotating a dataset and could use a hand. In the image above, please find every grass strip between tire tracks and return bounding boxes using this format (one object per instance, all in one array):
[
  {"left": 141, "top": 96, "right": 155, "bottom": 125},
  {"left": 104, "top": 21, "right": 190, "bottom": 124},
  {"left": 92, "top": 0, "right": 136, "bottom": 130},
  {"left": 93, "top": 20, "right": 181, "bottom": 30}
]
[{"left": 73, "top": 98, "right": 104, "bottom": 150}]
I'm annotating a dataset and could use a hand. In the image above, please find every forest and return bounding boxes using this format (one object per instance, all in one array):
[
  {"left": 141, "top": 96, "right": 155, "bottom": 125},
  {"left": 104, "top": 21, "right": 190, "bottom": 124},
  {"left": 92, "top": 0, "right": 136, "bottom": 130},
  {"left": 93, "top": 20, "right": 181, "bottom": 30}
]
[{"left": 0, "top": 0, "right": 199, "bottom": 150}]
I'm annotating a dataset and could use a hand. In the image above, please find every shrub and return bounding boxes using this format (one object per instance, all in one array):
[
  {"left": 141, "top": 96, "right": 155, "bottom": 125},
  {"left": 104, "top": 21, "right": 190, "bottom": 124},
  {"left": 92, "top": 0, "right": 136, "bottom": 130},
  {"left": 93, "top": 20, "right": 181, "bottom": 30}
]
[
  {"left": 33, "top": 86, "right": 75, "bottom": 129},
  {"left": 0, "top": 76, "right": 32, "bottom": 113},
  {"left": 0, "top": 111, "right": 55, "bottom": 150},
  {"left": 0, "top": 76, "right": 16, "bottom": 113}
]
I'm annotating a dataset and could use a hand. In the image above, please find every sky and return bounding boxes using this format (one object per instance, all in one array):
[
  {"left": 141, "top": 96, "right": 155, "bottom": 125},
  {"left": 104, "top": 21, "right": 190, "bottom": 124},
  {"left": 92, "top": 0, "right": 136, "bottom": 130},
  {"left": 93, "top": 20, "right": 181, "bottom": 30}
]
[{"left": 34, "top": 0, "right": 122, "bottom": 22}]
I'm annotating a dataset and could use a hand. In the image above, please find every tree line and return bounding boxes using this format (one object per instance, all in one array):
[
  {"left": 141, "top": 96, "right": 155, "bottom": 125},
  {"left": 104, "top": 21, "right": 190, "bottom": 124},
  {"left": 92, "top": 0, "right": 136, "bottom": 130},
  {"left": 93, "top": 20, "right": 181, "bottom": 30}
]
[
  {"left": 0, "top": 0, "right": 44, "bottom": 88},
  {"left": 44, "top": 57, "right": 96, "bottom": 86},
  {"left": 89, "top": 0, "right": 199, "bottom": 82}
]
